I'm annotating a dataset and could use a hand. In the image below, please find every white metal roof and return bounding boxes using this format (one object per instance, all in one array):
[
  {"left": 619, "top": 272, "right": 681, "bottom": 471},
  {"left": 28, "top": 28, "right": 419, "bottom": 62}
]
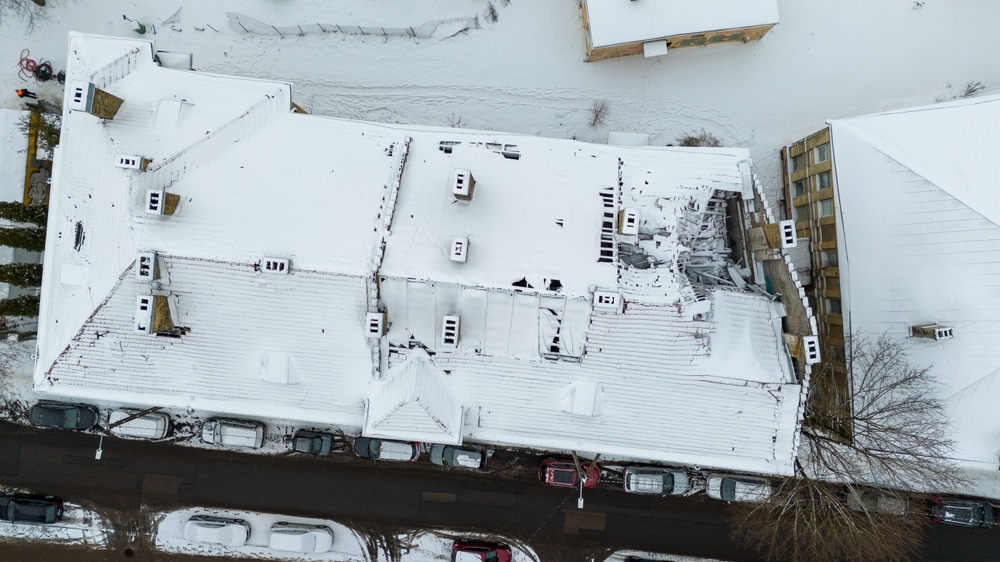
[
  {"left": 829, "top": 93, "right": 1000, "bottom": 468},
  {"left": 584, "top": 0, "right": 779, "bottom": 50},
  {"left": 39, "top": 34, "right": 802, "bottom": 476}
]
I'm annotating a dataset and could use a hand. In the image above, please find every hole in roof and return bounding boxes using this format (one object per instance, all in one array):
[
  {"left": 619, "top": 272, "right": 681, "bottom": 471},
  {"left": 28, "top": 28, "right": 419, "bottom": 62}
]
[
  {"left": 512, "top": 277, "right": 533, "bottom": 289},
  {"left": 73, "top": 221, "right": 85, "bottom": 251},
  {"left": 546, "top": 279, "right": 563, "bottom": 292}
]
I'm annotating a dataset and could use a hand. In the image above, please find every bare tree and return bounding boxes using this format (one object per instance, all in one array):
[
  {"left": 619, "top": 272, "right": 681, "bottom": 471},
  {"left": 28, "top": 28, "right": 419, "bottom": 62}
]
[
  {"left": 1, "top": 0, "right": 54, "bottom": 33},
  {"left": 589, "top": 99, "right": 609, "bottom": 127},
  {"left": 733, "top": 332, "right": 958, "bottom": 562},
  {"left": 803, "top": 332, "right": 958, "bottom": 491},
  {"left": 733, "top": 470, "right": 925, "bottom": 562}
]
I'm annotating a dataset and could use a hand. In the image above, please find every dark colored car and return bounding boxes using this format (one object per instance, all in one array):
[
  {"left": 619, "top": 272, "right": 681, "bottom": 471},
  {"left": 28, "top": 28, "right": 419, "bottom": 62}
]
[
  {"left": 292, "top": 430, "right": 334, "bottom": 456},
  {"left": 352, "top": 437, "right": 420, "bottom": 461},
  {"left": 29, "top": 401, "right": 99, "bottom": 431},
  {"left": 0, "top": 494, "right": 64, "bottom": 524},
  {"left": 931, "top": 498, "right": 996, "bottom": 528},
  {"left": 538, "top": 458, "right": 600, "bottom": 489},
  {"left": 451, "top": 539, "right": 513, "bottom": 562},
  {"left": 429, "top": 444, "right": 484, "bottom": 469}
]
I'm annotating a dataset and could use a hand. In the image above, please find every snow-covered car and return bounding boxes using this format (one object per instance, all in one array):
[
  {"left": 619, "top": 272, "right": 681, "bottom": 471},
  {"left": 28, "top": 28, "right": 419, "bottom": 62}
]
[
  {"left": 429, "top": 444, "right": 484, "bottom": 470},
  {"left": 108, "top": 409, "right": 171, "bottom": 440},
  {"left": 29, "top": 401, "right": 99, "bottom": 431},
  {"left": 705, "top": 474, "right": 772, "bottom": 503},
  {"left": 931, "top": 498, "right": 996, "bottom": 528},
  {"left": 183, "top": 515, "right": 250, "bottom": 546},
  {"left": 623, "top": 466, "right": 690, "bottom": 496},
  {"left": 538, "top": 458, "right": 600, "bottom": 489},
  {"left": 268, "top": 521, "right": 334, "bottom": 553},
  {"left": 0, "top": 493, "right": 63, "bottom": 524},
  {"left": 200, "top": 418, "right": 265, "bottom": 449},
  {"left": 352, "top": 437, "right": 420, "bottom": 461},
  {"left": 451, "top": 539, "right": 513, "bottom": 562},
  {"left": 846, "top": 488, "right": 908, "bottom": 516},
  {"left": 292, "top": 430, "right": 334, "bottom": 456}
]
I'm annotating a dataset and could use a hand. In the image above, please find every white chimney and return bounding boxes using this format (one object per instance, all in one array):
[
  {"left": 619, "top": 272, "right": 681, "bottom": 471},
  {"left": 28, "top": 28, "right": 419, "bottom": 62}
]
[
  {"left": 593, "top": 290, "right": 623, "bottom": 313},
  {"left": 450, "top": 236, "right": 469, "bottom": 263},
  {"left": 136, "top": 252, "right": 156, "bottom": 282},
  {"left": 68, "top": 80, "right": 94, "bottom": 112},
  {"left": 802, "top": 335, "right": 821, "bottom": 365},
  {"left": 451, "top": 169, "right": 476, "bottom": 200},
  {"left": 145, "top": 189, "right": 165, "bottom": 215},
  {"left": 779, "top": 219, "right": 797, "bottom": 248},
  {"left": 366, "top": 312, "right": 386, "bottom": 338},
  {"left": 134, "top": 295, "right": 154, "bottom": 334},
  {"left": 440, "top": 315, "right": 460, "bottom": 349},
  {"left": 262, "top": 257, "right": 290, "bottom": 275},
  {"left": 618, "top": 208, "right": 640, "bottom": 236},
  {"left": 115, "top": 154, "right": 149, "bottom": 171}
]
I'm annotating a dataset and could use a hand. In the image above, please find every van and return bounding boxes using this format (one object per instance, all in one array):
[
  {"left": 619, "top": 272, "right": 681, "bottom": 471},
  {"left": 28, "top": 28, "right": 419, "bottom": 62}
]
[
  {"left": 108, "top": 409, "right": 171, "bottom": 440},
  {"left": 201, "top": 418, "right": 265, "bottom": 449}
]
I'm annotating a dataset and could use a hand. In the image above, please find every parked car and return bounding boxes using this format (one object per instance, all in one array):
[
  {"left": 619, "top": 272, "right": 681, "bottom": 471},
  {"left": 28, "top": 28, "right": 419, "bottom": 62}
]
[
  {"left": 846, "top": 487, "right": 908, "bottom": 516},
  {"left": 29, "top": 401, "right": 99, "bottom": 431},
  {"left": 451, "top": 539, "right": 513, "bottom": 562},
  {"left": 538, "top": 458, "right": 600, "bottom": 489},
  {"left": 0, "top": 494, "right": 63, "bottom": 524},
  {"left": 183, "top": 515, "right": 250, "bottom": 546},
  {"left": 931, "top": 498, "right": 996, "bottom": 528},
  {"left": 108, "top": 409, "right": 171, "bottom": 440},
  {"left": 352, "top": 437, "right": 419, "bottom": 461},
  {"left": 268, "top": 521, "right": 334, "bottom": 553},
  {"left": 705, "top": 474, "right": 773, "bottom": 503},
  {"left": 292, "top": 430, "right": 334, "bottom": 456},
  {"left": 201, "top": 418, "right": 265, "bottom": 449},
  {"left": 623, "top": 466, "right": 690, "bottom": 496},
  {"left": 429, "top": 444, "right": 484, "bottom": 470}
]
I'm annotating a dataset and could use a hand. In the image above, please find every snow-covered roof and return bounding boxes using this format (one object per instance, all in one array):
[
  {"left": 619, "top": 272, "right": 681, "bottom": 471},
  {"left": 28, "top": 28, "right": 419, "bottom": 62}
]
[
  {"left": 584, "top": 0, "right": 779, "bottom": 49},
  {"left": 829, "top": 93, "right": 1000, "bottom": 468},
  {"left": 39, "top": 34, "right": 802, "bottom": 476}
]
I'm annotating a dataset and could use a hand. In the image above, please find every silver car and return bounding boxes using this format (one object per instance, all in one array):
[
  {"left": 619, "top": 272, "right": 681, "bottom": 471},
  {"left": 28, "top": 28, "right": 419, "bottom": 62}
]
[
  {"left": 429, "top": 444, "right": 484, "bottom": 469},
  {"left": 623, "top": 466, "right": 690, "bottom": 496}
]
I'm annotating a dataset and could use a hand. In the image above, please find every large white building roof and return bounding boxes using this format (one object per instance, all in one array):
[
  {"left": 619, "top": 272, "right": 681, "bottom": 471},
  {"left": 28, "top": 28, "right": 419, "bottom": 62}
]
[
  {"left": 829, "top": 93, "right": 1000, "bottom": 468},
  {"left": 584, "top": 0, "right": 779, "bottom": 50},
  {"left": 37, "top": 34, "right": 802, "bottom": 475}
]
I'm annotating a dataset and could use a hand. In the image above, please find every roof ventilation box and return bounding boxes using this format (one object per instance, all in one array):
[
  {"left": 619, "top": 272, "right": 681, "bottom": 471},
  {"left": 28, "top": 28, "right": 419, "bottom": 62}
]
[
  {"left": 451, "top": 169, "right": 476, "bottom": 200},
  {"left": 617, "top": 208, "right": 640, "bottom": 236},
  {"left": 440, "top": 315, "right": 460, "bottom": 349},
  {"left": 366, "top": 312, "right": 386, "bottom": 338},
  {"left": 262, "top": 257, "right": 290, "bottom": 275},
  {"left": 134, "top": 295, "right": 154, "bottom": 334},
  {"left": 450, "top": 236, "right": 469, "bottom": 263},
  {"left": 593, "top": 290, "right": 623, "bottom": 313},
  {"left": 136, "top": 252, "right": 157, "bottom": 282},
  {"left": 114, "top": 154, "right": 151, "bottom": 171},
  {"left": 145, "top": 189, "right": 180, "bottom": 216},
  {"left": 911, "top": 324, "right": 953, "bottom": 341}
]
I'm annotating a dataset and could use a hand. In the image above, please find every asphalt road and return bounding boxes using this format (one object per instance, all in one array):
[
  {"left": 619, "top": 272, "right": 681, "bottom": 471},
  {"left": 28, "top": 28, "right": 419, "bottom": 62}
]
[{"left": 0, "top": 422, "right": 995, "bottom": 561}]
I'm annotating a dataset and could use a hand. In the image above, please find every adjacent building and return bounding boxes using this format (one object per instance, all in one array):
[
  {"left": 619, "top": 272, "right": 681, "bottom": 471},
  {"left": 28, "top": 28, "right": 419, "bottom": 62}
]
[
  {"left": 781, "top": 93, "right": 1000, "bottom": 469},
  {"left": 581, "top": 0, "right": 779, "bottom": 62},
  {"left": 37, "top": 33, "right": 807, "bottom": 475}
]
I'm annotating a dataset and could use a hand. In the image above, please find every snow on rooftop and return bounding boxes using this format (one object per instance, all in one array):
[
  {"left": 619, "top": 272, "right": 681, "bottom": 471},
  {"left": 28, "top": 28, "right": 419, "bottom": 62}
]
[
  {"left": 829, "top": 93, "right": 1000, "bottom": 468},
  {"left": 38, "top": 34, "right": 802, "bottom": 476},
  {"left": 584, "top": 0, "right": 779, "bottom": 50}
]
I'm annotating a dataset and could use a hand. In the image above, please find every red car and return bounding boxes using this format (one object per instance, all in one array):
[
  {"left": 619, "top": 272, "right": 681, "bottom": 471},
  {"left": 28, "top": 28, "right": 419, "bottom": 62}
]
[
  {"left": 451, "top": 539, "right": 513, "bottom": 562},
  {"left": 538, "top": 458, "right": 600, "bottom": 489}
]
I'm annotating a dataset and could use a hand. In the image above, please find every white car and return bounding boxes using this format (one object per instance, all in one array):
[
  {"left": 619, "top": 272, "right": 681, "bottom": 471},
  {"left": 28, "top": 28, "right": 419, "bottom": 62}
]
[
  {"left": 201, "top": 418, "right": 266, "bottom": 449},
  {"left": 183, "top": 515, "right": 250, "bottom": 546},
  {"left": 352, "top": 437, "right": 420, "bottom": 461},
  {"left": 108, "top": 409, "right": 171, "bottom": 440},
  {"left": 705, "top": 474, "right": 773, "bottom": 503},
  {"left": 269, "top": 522, "right": 334, "bottom": 553}
]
